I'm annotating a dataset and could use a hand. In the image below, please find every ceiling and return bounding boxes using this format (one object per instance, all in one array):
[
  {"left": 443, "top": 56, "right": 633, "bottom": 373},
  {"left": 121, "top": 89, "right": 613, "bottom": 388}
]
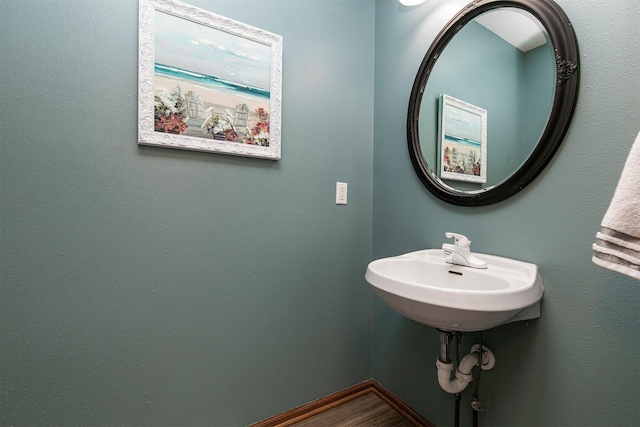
[{"left": 475, "top": 9, "right": 548, "bottom": 52}]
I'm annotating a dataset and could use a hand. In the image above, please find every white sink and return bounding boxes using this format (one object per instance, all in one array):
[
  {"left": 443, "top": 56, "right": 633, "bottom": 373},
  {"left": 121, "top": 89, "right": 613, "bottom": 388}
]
[{"left": 365, "top": 249, "right": 544, "bottom": 332}]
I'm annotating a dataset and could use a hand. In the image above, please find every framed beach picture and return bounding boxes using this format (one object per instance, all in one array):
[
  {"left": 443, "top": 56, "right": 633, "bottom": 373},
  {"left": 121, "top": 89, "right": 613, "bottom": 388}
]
[
  {"left": 438, "top": 94, "right": 487, "bottom": 183},
  {"left": 138, "top": 0, "right": 283, "bottom": 160}
]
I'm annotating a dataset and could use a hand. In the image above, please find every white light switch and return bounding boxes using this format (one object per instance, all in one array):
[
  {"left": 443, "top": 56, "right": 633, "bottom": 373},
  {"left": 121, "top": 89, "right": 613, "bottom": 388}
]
[{"left": 336, "top": 182, "right": 348, "bottom": 205}]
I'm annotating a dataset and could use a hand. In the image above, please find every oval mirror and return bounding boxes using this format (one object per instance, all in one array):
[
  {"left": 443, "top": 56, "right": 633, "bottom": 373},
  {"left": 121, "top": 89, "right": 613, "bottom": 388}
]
[{"left": 408, "top": 0, "right": 579, "bottom": 206}]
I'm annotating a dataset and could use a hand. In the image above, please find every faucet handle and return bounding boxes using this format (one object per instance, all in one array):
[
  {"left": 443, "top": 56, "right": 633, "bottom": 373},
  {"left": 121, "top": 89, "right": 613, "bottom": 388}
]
[{"left": 445, "top": 232, "right": 471, "bottom": 248}]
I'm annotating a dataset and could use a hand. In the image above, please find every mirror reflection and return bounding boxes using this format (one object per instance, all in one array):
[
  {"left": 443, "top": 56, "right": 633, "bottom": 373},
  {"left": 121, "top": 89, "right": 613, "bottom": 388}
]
[{"left": 419, "top": 8, "right": 556, "bottom": 191}]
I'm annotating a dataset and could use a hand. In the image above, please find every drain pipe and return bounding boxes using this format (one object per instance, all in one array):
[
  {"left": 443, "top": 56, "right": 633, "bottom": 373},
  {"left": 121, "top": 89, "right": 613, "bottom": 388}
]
[
  {"left": 436, "top": 333, "right": 496, "bottom": 395},
  {"left": 453, "top": 334, "right": 462, "bottom": 427},
  {"left": 438, "top": 331, "right": 462, "bottom": 427},
  {"left": 439, "top": 330, "right": 451, "bottom": 363}
]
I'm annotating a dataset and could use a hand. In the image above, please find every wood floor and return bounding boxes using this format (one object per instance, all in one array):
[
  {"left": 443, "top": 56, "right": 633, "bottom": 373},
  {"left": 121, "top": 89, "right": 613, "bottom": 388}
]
[
  {"left": 288, "top": 391, "right": 417, "bottom": 427},
  {"left": 250, "top": 380, "right": 433, "bottom": 427}
]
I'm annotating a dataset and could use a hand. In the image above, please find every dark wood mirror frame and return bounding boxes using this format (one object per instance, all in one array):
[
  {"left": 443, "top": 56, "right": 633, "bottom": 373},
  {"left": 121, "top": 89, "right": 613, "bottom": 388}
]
[{"left": 407, "top": 0, "right": 579, "bottom": 206}]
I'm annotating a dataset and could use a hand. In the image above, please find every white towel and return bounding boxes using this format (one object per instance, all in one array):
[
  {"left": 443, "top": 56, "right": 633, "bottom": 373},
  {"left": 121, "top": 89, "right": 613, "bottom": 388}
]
[{"left": 592, "top": 130, "right": 640, "bottom": 280}]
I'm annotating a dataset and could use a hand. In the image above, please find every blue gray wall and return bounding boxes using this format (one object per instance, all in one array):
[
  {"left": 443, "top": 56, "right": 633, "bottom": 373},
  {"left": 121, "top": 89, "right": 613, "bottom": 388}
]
[
  {"left": 524, "top": 42, "right": 556, "bottom": 155},
  {"left": 0, "top": 0, "right": 374, "bottom": 425},
  {"left": 373, "top": 0, "right": 639, "bottom": 426}
]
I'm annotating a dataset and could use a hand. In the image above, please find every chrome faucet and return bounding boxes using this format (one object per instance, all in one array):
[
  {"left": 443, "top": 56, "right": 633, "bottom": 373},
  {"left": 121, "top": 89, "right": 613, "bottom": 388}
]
[{"left": 442, "top": 232, "right": 487, "bottom": 269}]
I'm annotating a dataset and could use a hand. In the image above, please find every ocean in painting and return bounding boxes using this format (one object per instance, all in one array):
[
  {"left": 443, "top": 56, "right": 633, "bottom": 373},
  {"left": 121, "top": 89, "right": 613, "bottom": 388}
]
[
  {"left": 155, "top": 63, "right": 270, "bottom": 100},
  {"left": 153, "top": 62, "right": 271, "bottom": 143},
  {"left": 444, "top": 133, "right": 481, "bottom": 148}
]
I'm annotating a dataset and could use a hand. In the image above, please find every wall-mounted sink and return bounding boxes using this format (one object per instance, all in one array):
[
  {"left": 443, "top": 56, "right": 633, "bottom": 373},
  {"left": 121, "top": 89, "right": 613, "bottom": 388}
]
[{"left": 365, "top": 249, "right": 544, "bottom": 332}]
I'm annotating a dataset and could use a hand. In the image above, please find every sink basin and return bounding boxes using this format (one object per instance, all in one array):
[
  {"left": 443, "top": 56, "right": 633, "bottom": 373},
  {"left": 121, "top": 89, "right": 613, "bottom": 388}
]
[{"left": 365, "top": 249, "right": 544, "bottom": 332}]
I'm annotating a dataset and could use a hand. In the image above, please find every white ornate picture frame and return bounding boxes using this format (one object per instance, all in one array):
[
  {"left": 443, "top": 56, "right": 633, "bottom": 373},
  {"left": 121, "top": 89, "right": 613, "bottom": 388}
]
[
  {"left": 138, "top": 0, "right": 283, "bottom": 160},
  {"left": 438, "top": 94, "right": 487, "bottom": 183}
]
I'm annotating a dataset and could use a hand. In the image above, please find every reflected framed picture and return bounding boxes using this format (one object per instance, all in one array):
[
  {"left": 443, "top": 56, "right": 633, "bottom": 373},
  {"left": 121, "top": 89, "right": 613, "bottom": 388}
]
[
  {"left": 438, "top": 94, "right": 487, "bottom": 183},
  {"left": 138, "top": 0, "right": 283, "bottom": 160}
]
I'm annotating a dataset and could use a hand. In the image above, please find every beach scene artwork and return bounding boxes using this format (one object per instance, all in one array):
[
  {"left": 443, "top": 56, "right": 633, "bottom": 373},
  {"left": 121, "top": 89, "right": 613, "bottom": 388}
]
[
  {"left": 153, "top": 9, "right": 272, "bottom": 145},
  {"left": 138, "top": 0, "right": 282, "bottom": 159},
  {"left": 438, "top": 94, "right": 487, "bottom": 184}
]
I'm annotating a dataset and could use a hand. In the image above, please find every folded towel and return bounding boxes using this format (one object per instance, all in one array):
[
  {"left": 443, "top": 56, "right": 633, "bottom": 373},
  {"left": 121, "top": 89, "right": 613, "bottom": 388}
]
[{"left": 592, "top": 130, "right": 640, "bottom": 280}]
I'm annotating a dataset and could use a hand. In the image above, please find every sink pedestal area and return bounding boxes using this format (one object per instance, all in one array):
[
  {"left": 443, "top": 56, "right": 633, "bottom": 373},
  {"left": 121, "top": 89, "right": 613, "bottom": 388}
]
[
  {"left": 365, "top": 248, "right": 544, "bottom": 332},
  {"left": 366, "top": 238, "right": 545, "bottom": 413}
]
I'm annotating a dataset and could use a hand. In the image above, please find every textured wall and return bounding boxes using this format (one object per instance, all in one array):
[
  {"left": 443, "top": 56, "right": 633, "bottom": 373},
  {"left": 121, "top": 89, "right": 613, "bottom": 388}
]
[
  {"left": 373, "top": 0, "right": 640, "bottom": 426},
  {"left": 0, "top": 1, "right": 374, "bottom": 425}
]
